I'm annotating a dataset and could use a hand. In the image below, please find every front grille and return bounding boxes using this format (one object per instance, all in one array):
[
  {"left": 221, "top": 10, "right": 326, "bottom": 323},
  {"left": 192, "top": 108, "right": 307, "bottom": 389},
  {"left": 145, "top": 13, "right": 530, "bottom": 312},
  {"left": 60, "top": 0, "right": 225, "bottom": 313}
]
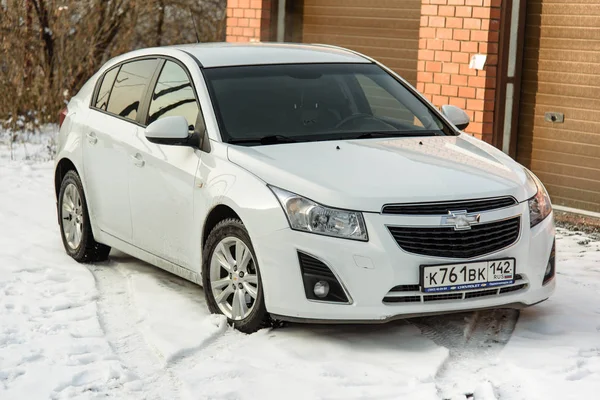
[
  {"left": 465, "top": 288, "right": 497, "bottom": 299},
  {"left": 389, "top": 284, "right": 420, "bottom": 292},
  {"left": 382, "top": 196, "right": 517, "bottom": 215},
  {"left": 424, "top": 293, "right": 463, "bottom": 302},
  {"left": 388, "top": 216, "right": 520, "bottom": 258},
  {"left": 382, "top": 280, "right": 528, "bottom": 304},
  {"left": 383, "top": 295, "right": 421, "bottom": 303},
  {"left": 499, "top": 283, "right": 527, "bottom": 294}
]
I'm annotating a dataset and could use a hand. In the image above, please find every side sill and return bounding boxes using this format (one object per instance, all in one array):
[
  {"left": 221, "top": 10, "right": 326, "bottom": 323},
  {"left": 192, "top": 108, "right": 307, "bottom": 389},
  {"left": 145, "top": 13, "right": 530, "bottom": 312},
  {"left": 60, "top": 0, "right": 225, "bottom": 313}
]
[{"left": 99, "top": 232, "right": 202, "bottom": 286}]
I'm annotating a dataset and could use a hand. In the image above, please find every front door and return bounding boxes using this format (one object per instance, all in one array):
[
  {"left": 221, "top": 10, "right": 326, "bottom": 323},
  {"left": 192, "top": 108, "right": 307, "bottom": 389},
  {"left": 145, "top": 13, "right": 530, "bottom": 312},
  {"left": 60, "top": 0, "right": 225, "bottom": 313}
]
[{"left": 128, "top": 60, "right": 201, "bottom": 268}]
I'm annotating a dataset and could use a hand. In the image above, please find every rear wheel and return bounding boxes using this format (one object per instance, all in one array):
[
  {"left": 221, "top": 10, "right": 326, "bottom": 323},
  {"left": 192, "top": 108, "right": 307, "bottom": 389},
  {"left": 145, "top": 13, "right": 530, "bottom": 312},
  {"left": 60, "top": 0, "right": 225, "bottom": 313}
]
[
  {"left": 202, "top": 219, "right": 270, "bottom": 333},
  {"left": 58, "top": 170, "right": 110, "bottom": 262}
]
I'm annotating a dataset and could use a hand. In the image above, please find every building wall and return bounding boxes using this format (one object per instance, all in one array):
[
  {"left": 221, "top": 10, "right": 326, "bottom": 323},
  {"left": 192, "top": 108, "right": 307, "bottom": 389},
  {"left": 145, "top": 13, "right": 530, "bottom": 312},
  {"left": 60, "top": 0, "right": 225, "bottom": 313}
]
[
  {"left": 225, "top": 0, "right": 272, "bottom": 42},
  {"left": 416, "top": 0, "right": 501, "bottom": 142},
  {"left": 301, "top": 0, "right": 422, "bottom": 85},
  {"left": 516, "top": 0, "right": 600, "bottom": 212}
]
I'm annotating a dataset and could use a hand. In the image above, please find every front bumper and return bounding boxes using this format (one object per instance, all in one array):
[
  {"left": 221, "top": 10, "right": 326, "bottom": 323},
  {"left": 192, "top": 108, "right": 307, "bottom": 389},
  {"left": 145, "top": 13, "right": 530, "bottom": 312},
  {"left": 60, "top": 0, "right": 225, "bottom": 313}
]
[{"left": 253, "top": 202, "right": 556, "bottom": 322}]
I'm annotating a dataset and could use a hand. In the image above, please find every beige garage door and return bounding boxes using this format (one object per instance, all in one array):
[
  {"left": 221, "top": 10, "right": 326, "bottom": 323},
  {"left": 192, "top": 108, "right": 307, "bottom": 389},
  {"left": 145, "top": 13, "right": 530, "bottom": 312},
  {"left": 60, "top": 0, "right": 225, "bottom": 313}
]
[
  {"left": 517, "top": 0, "right": 600, "bottom": 212},
  {"left": 302, "top": 0, "right": 421, "bottom": 85}
]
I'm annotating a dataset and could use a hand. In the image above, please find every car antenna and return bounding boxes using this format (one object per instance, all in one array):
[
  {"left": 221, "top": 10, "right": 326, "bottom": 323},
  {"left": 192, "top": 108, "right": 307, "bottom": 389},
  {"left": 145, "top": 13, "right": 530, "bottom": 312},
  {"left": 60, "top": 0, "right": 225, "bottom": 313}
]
[{"left": 189, "top": 7, "right": 200, "bottom": 43}]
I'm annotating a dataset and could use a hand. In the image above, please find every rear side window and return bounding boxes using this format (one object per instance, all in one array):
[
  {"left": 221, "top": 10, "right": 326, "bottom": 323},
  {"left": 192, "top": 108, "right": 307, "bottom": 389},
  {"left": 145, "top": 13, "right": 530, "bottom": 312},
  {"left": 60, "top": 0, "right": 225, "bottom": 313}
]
[
  {"left": 106, "top": 59, "right": 159, "bottom": 121},
  {"left": 95, "top": 67, "right": 119, "bottom": 111},
  {"left": 147, "top": 61, "right": 199, "bottom": 129}
]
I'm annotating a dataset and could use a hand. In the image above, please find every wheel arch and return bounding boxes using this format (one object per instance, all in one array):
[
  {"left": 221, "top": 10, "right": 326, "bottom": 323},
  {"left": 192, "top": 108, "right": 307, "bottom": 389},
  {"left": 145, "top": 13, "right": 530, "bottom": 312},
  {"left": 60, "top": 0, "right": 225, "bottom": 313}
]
[
  {"left": 202, "top": 204, "right": 242, "bottom": 248},
  {"left": 54, "top": 158, "right": 79, "bottom": 200}
]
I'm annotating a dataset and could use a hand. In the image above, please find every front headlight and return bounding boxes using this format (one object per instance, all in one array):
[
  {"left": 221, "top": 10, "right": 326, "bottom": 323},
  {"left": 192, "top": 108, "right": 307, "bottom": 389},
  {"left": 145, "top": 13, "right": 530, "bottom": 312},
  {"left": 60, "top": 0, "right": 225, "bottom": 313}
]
[
  {"left": 526, "top": 169, "right": 552, "bottom": 228},
  {"left": 270, "top": 186, "right": 368, "bottom": 241}
]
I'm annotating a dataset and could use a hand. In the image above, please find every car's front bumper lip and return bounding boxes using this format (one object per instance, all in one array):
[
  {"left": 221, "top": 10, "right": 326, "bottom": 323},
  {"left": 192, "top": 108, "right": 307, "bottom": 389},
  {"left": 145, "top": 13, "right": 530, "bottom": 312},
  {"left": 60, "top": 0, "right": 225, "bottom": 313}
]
[
  {"left": 253, "top": 204, "right": 556, "bottom": 322},
  {"left": 271, "top": 298, "right": 550, "bottom": 325},
  {"left": 264, "top": 275, "right": 555, "bottom": 322}
]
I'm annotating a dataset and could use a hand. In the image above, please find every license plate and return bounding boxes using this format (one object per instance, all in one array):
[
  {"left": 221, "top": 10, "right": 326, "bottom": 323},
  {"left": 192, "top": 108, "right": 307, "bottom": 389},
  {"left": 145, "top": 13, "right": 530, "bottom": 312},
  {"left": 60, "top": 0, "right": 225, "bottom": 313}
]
[{"left": 420, "top": 258, "right": 515, "bottom": 293}]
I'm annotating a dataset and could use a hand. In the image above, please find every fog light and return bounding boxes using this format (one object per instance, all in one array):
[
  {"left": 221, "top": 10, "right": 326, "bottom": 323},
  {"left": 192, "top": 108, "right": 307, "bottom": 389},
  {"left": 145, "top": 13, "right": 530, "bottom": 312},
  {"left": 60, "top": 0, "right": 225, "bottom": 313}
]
[
  {"left": 545, "top": 261, "right": 552, "bottom": 276},
  {"left": 314, "top": 281, "right": 330, "bottom": 298},
  {"left": 543, "top": 239, "right": 556, "bottom": 285}
]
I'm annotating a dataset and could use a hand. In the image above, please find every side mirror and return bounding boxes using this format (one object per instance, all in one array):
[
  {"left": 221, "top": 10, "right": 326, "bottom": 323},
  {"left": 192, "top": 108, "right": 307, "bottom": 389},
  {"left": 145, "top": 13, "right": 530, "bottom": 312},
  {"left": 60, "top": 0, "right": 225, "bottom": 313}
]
[
  {"left": 145, "top": 116, "right": 198, "bottom": 147},
  {"left": 441, "top": 105, "right": 470, "bottom": 131}
]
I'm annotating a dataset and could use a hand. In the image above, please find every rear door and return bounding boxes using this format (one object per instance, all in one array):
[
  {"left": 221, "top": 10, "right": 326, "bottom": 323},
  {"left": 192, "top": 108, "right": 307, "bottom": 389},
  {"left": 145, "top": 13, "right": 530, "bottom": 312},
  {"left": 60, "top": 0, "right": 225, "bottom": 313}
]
[
  {"left": 83, "top": 58, "right": 159, "bottom": 241},
  {"left": 128, "top": 59, "right": 201, "bottom": 268}
]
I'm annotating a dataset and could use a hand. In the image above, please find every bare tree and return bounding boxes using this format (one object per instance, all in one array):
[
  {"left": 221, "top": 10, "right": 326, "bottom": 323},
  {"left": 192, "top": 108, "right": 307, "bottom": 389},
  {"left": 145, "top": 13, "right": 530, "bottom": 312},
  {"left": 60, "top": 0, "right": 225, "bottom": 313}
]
[{"left": 0, "top": 0, "right": 225, "bottom": 133}]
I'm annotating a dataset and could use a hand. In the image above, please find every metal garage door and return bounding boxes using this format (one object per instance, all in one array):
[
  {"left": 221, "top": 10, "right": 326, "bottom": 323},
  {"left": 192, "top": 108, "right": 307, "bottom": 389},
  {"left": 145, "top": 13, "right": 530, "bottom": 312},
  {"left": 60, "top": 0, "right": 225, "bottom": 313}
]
[
  {"left": 301, "top": 0, "right": 421, "bottom": 85},
  {"left": 517, "top": 0, "right": 600, "bottom": 212}
]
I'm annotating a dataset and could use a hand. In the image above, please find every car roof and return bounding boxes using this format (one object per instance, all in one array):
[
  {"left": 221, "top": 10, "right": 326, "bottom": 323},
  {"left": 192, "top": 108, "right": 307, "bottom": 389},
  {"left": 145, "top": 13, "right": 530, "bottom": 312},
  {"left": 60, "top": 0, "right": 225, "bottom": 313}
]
[{"left": 171, "top": 42, "right": 371, "bottom": 68}]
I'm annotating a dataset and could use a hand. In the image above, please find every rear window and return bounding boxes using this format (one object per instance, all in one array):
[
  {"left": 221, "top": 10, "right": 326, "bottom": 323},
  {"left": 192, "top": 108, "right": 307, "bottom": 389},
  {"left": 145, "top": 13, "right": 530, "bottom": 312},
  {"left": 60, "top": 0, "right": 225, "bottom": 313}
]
[
  {"left": 106, "top": 59, "right": 159, "bottom": 122},
  {"left": 203, "top": 63, "right": 450, "bottom": 143}
]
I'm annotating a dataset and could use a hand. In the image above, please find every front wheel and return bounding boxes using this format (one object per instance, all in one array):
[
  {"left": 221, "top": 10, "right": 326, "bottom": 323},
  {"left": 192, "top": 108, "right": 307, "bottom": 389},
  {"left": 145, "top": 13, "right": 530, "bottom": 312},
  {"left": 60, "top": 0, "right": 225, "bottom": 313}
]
[
  {"left": 58, "top": 170, "right": 111, "bottom": 263},
  {"left": 202, "top": 219, "right": 270, "bottom": 333}
]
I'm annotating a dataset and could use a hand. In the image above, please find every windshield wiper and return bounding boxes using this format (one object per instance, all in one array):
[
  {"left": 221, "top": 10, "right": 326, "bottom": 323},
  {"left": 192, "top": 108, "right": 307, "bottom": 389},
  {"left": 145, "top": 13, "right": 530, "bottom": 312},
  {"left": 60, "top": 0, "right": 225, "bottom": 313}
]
[
  {"left": 353, "top": 130, "right": 440, "bottom": 139},
  {"left": 228, "top": 135, "right": 298, "bottom": 145}
]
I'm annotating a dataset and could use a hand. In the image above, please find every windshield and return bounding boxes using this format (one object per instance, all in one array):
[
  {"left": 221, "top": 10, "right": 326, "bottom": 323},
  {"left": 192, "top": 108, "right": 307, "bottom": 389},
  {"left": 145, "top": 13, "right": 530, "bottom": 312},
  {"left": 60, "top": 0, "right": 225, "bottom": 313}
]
[{"left": 203, "top": 63, "right": 453, "bottom": 144}]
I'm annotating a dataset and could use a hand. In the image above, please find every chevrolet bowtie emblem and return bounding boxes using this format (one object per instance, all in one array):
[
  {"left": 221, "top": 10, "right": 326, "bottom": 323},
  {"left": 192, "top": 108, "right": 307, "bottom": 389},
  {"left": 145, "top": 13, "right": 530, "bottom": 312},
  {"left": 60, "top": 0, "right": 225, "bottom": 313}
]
[{"left": 442, "top": 210, "right": 481, "bottom": 230}]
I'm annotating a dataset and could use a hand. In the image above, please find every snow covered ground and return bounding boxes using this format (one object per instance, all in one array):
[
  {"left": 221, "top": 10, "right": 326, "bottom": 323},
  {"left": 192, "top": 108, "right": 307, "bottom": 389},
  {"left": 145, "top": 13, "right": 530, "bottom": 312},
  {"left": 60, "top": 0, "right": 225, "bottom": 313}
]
[{"left": 1, "top": 134, "right": 599, "bottom": 400}]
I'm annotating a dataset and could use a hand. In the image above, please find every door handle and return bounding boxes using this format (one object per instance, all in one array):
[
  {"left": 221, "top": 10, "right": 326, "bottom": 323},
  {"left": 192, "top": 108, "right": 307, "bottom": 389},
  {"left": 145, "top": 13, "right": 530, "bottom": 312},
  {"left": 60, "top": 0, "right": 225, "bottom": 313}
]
[
  {"left": 86, "top": 132, "right": 98, "bottom": 145},
  {"left": 131, "top": 153, "right": 145, "bottom": 167}
]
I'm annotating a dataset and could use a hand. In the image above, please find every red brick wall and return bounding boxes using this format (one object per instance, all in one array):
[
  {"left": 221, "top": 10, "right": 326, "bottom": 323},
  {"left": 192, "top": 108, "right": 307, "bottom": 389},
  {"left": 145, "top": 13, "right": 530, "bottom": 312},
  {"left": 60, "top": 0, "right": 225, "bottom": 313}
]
[
  {"left": 417, "top": 0, "right": 501, "bottom": 143},
  {"left": 226, "top": 0, "right": 272, "bottom": 42}
]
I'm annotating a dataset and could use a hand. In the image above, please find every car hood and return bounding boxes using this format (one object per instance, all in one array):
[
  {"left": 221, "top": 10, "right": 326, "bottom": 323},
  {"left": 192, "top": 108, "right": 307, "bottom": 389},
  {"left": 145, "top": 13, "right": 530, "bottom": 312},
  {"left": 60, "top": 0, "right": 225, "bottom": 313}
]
[{"left": 227, "top": 135, "right": 535, "bottom": 212}]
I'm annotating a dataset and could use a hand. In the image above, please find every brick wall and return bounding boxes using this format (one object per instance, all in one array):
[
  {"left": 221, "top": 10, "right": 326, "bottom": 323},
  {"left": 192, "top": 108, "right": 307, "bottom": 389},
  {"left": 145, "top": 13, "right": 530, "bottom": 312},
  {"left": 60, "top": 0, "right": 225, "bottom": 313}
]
[
  {"left": 225, "top": 0, "right": 272, "bottom": 42},
  {"left": 416, "top": 0, "right": 501, "bottom": 143}
]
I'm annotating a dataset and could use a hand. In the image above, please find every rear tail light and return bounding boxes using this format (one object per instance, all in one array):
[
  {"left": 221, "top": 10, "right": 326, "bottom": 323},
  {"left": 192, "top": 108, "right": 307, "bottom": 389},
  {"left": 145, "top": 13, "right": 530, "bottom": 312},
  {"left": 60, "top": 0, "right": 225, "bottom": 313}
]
[{"left": 59, "top": 107, "right": 68, "bottom": 128}]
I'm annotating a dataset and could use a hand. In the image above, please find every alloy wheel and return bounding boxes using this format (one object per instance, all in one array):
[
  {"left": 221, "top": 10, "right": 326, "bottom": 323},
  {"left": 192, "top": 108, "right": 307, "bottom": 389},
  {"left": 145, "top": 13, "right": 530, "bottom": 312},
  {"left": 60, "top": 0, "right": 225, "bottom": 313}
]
[
  {"left": 209, "top": 237, "right": 259, "bottom": 320},
  {"left": 61, "top": 183, "right": 84, "bottom": 250}
]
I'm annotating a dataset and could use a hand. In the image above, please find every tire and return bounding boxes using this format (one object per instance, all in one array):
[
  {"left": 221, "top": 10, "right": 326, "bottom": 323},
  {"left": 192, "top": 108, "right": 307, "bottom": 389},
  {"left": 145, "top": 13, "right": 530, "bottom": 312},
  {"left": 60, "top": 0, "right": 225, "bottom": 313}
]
[
  {"left": 202, "top": 218, "right": 270, "bottom": 333},
  {"left": 58, "top": 170, "right": 111, "bottom": 263}
]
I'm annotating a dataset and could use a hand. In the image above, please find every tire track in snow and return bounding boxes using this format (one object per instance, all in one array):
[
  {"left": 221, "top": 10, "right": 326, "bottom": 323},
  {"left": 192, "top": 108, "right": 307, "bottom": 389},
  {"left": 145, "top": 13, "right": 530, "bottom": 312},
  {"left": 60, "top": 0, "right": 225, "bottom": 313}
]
[
  {"left": 87, "top": 260, "right": 184, "bottom": 400},
  {"left": 88, "top": 253, "right": 231, "bottom": 400},
  {"left": 412, "top": 309, "right": 520, "bottom": 399}
]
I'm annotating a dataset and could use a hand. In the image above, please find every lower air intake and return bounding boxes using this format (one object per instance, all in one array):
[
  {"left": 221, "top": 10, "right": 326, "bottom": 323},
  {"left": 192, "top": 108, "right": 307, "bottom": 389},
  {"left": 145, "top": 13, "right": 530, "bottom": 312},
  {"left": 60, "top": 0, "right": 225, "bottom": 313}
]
[
  {"left": 297, "top": 252, "right": 349, "bottom": 303},
  {"left": 382, "top": 279, "right": 529, "bottom": 304}
]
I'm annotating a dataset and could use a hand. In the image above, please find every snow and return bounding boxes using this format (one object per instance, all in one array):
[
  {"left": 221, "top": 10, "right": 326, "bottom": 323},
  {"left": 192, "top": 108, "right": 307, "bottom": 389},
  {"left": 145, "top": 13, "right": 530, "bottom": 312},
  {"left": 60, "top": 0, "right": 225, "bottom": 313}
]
[
  {"left": 0, "top": 162, "right": 140, "bottom": 399},
  {"left": 0, "top": 124, "right": 57, "bottom": 163},
  {"left": 1, "top": 131, "right": 599, "bottom": 399},
  {"left": 497, "top": 231, "right": 600, "bottom": 399}
]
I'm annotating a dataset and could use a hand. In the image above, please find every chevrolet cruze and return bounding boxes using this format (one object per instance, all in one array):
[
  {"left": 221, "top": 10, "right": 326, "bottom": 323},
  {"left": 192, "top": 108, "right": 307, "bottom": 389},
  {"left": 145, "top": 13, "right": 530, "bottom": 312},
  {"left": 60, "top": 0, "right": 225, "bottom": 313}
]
[{"left": 54, "top": 43, "right": 556, "bottom": 333}]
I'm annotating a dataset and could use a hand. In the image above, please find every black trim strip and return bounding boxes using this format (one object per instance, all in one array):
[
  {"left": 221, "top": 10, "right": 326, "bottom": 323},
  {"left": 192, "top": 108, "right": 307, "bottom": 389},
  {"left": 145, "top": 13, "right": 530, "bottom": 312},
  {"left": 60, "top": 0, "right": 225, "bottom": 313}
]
[{"left": 382, "top": 196, "right": 518, "bottom": 215}]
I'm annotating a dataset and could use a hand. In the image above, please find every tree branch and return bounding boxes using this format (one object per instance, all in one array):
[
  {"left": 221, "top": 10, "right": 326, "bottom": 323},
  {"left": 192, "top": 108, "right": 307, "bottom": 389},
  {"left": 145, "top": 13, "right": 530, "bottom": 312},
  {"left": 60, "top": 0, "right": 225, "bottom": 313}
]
[{"left": 30, "top": 0, "right": 55, "bottom": 85}]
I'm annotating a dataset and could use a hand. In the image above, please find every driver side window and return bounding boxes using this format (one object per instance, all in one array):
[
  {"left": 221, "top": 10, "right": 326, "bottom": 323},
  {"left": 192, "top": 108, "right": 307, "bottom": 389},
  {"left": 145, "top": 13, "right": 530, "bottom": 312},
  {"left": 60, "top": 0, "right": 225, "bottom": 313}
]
[{"left": 147, "top": 61, "right": 200, "bottom": 130}]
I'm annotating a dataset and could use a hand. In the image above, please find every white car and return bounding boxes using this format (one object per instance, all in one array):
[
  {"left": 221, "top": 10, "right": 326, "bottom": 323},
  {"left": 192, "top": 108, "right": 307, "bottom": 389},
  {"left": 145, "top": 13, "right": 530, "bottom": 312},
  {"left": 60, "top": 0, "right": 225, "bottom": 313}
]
[{"left": 55, "top": 43, "right": 556, "bottom": 333}]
